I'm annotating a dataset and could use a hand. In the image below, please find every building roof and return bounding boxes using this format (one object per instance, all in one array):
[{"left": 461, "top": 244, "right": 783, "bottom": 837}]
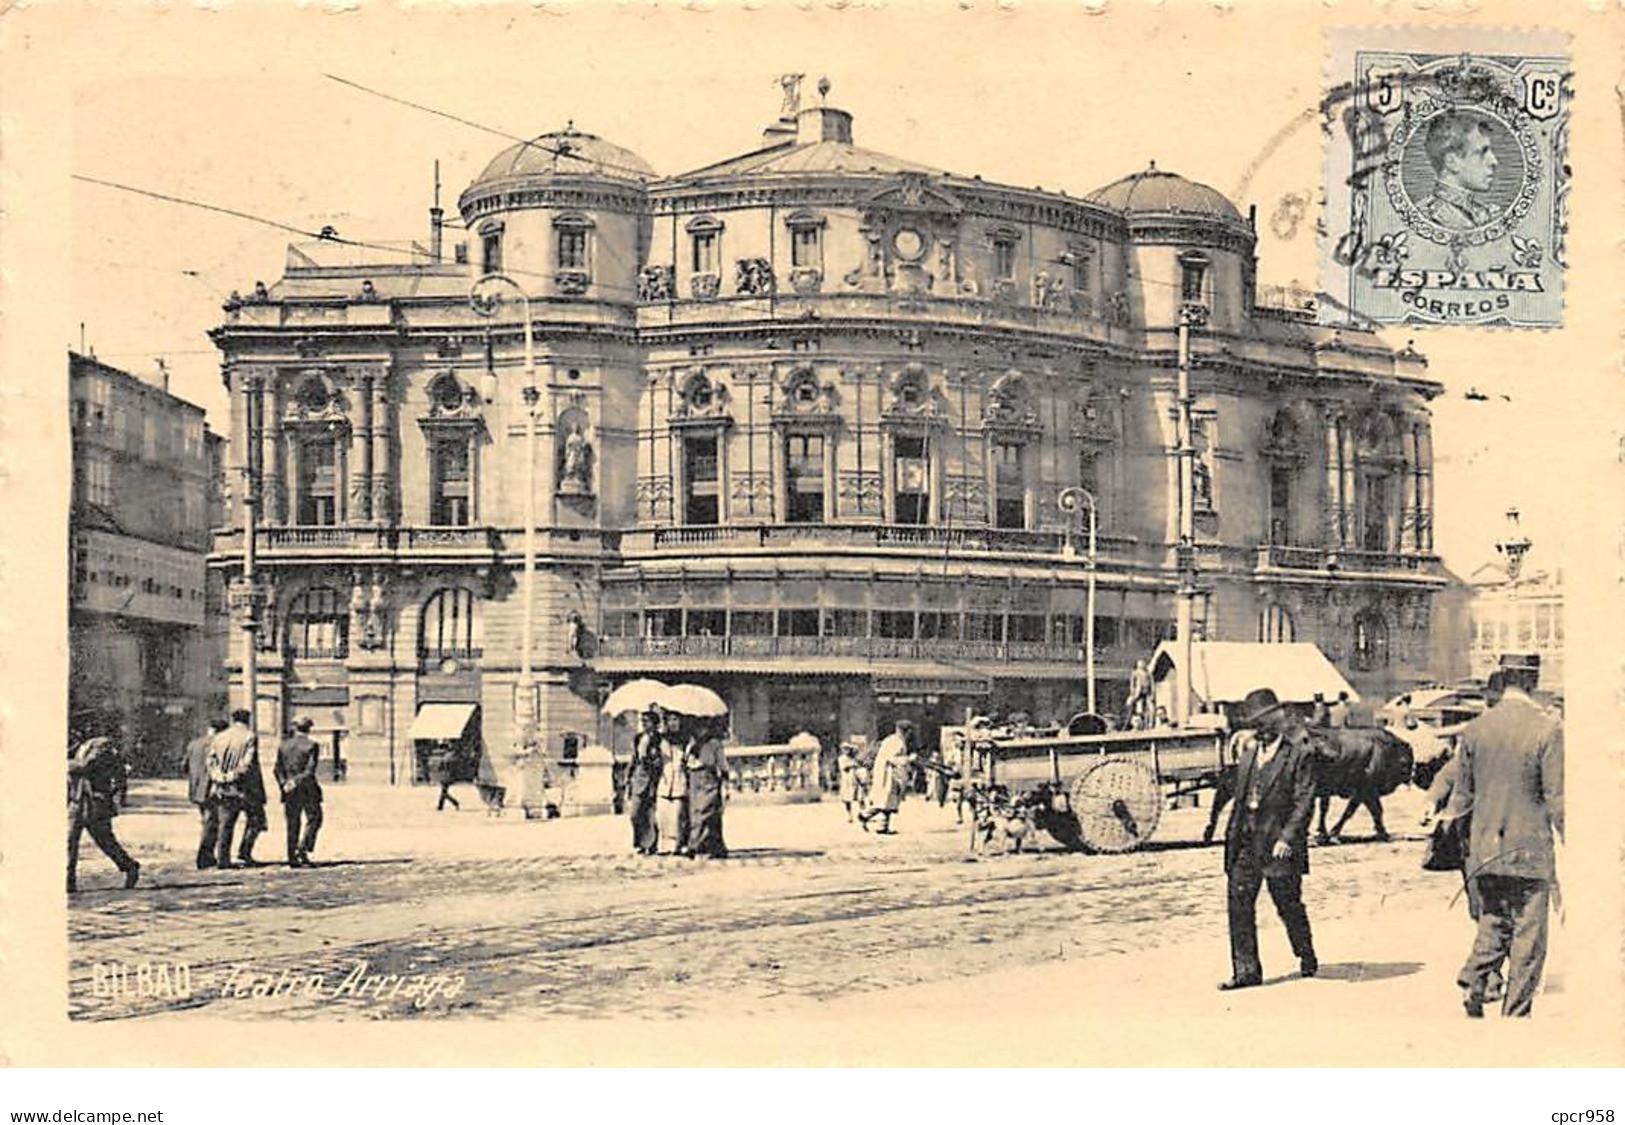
[
  {"left": 1086, "top": 164, "right": 1244, "bottom": 222},
  {"left": 471, "top": 125, "right": 655, "bottom": 187},
  {"left": 674, "top": 139, "right": 943, "bottom": 182}
]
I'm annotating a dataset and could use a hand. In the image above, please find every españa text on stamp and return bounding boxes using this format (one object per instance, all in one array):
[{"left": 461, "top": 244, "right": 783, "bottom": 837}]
[{"left": 1323, "top": 28, "right": 1570, "bottom": 328}]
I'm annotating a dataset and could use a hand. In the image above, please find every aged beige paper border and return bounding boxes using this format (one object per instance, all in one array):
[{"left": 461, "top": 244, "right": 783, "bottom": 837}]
[{"left": 1, "top": 0, "right": 1619, "bottom": 1068}]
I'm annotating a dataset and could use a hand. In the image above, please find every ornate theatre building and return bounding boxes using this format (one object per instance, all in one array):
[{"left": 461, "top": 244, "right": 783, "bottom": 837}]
[{"left": 209, "top": 89, "right": 1446, "bottom": 785}]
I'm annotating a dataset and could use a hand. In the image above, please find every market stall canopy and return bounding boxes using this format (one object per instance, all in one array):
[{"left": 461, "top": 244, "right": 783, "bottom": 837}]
[
  {"left": 1149, "top": 642, "right": 1358, "bottom": 709},
  {"left": 410, "top": 703, "right": 478, "bottom": 741},
  {"left": 602, "top": 678, "right": 672, "bottom": 716}
]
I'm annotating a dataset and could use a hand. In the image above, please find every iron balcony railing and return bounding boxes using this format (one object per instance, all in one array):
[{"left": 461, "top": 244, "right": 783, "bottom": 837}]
[{"left": 596, "top": 634, "right": 1098, "bottom": 665}]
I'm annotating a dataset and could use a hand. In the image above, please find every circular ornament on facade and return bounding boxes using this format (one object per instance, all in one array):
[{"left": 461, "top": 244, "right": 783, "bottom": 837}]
[
  {"left": 439, "top": 658, "right": 461, "bottom": 675},
  {"left": 892, "top": 228, "right": 927, "bottom": 262},
  {"left": 1382, "top": 98, "right": 1541, "bottom": 250}
]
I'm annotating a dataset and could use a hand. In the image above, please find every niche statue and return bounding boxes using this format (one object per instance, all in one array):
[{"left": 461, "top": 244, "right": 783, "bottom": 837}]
[{"left": 558, "top": 425, "right": 594, "bottom": 495}]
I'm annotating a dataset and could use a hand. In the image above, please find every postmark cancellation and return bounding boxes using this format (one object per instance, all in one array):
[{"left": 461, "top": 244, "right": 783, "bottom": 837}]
[{"left": 1322, "top": 27, "right": 1571, "bottom": 329}]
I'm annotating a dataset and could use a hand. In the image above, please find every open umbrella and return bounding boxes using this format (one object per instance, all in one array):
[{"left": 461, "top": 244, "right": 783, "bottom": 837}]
[
  {"left": 786, "top": 731, "right": 821, "bottom": 751},
  {"left": 661, "top": 683, "right": 729, "bottom": 717},
  {"left": 601, "top": 678, "right": 671, "bottom": 717}
]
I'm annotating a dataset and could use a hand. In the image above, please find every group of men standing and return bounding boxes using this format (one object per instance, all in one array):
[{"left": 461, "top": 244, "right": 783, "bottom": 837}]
[
  {"left": 1217, "top": 669, "right": 1563, "bottom": 1018},
  {"left": 184, "top": 710, "right": 324, "bottom": 870},
  {"left": 624, "top": 707, "right": 729, "bottom": 858}
]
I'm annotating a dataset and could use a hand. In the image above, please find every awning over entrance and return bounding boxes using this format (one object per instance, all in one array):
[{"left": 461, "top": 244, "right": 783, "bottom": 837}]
[
  {"left": 873, "top": 669, "right": 992, "bottom": 697},
  {"left": 1149, "top": 641, "right": 1358, "bottom": 708},
  {"left": 410, "top": 702, "right": 477, "bottom": 741}
]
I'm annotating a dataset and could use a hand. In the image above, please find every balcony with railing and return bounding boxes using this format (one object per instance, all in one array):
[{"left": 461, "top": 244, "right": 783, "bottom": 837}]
[
  {"left": 1253, "top": 543, "right": 1444, "bottom": 579},
  {"left": 629, "top": 522, "right": 1140, "bottom": 560},
  {"left": 595, "top": 634, "right": 1091, "bottom": 668}
]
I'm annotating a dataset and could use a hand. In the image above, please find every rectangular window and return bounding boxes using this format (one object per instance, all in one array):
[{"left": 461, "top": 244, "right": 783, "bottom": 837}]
[
  {"left": 691, "top": 232, "right": 717, "bottom": 274},
  {"left": 964, "top": 612, "right": 1001, "bottom": 642},
  {"left": 481, "top": 230, "right": 502, "bottom": 275},
  {"left": 643, "top": 608, "right": 683, "bottom": 638},
  {"left": 791, "top": 226, "right": 821, "bottom": 269},
  {"left": 1007, "top": 614, "right": 1046, "bottom": 643},
  {"left": 917, "top": 612, "right": 960, "bottom": 640},
  {"left": 431, "top": 439, "right": 471, "bottom": 526},
  {"left": 603, "top": 610, "right": 640, "bottom": 637},
  {"left": 728, "top": 610, "right": 773, "bottom": 637},
  {"left": 1070, "top": 251, "right": 1090, "bottom": 293},
  {"left": 874, "top": 610, "right": 915, "bottom": 640},
  {"left": 994, "top": 442, "right": 1025, "bottom": 529},
  {"left": 84, "top": 453, "right": 113, "bottom": 507},
  {"left": 683, "top": 434, "right": 720, "bottom": 525},
  {"left": 893, "top": 434, "right": 929, "bottom": 525},
  {"left": 777, "top": 609, "right": 821, "bottom": 637},
  {"left": 557, "top": 228, "right": 588, "bottom": 270},
  {"left": 1181, "top": 260, "right": 1207, "bottom": 303},
  {"left": 993, "top": 239, "right": 1017, "bottom": 280},
  {"left": 785, "top": 433, "right": 825, "bottom": 524},
  {"left": 143, "top": 416, "right": 158, "bottom": 461},
  {"left": 685, "top": 609, "right": 726, "bottom": 637},
  {"left": 829, "top": 609, "right": 868, "bottom": 637},
  {"left": 1269, "top": 467, "right": 1292, "bottom": 545},
  {"left": 297, "top": 439, "right": 338, "bottom": 526}
]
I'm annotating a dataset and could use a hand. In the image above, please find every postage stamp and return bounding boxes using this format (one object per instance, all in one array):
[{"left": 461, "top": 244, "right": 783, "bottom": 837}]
[{"left": 1322, "top": 27, "right": 1571, "bottom": 328}]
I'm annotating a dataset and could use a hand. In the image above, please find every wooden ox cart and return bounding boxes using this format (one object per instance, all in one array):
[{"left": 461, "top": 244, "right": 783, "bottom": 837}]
[{"left": 941, "top": 723, "right": 1229, "bottom": 854}]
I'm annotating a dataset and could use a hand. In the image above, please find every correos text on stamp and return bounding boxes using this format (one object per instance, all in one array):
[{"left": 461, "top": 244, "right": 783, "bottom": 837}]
[{"left": 1322, "top": 27, "right": 1571, "bottom": 328}]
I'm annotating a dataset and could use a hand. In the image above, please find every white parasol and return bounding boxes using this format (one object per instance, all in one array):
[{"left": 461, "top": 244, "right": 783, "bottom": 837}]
[
  {"left": 601, "top": 678, "right": 672, "bottom": 717},
  {"left": 786, "top": 731, "right": 821, "bottom": 751},
  {"left": 661, "top": 683, "right": 729, "bottom": 717}
]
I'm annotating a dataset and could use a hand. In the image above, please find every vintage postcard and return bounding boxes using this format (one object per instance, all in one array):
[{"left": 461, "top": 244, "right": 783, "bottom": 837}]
[{"left": 0, "top": 0, "right": 1620, "bottom": 1073}]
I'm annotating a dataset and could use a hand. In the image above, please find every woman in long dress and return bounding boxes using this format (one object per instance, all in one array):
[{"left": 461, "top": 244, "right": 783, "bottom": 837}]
[
  {"left": 860, "top": 720, "right": 917, "bottom": 834},
  {"left": 685, "top": 718, "right": 729, "bottom": 859},
  {"left": 655, "top": 711, "right": 691, "bottom": 856}
]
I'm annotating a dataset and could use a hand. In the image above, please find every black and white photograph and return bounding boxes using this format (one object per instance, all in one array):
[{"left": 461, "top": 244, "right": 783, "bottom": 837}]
[{"left": 1, "top": 0, "right": 1620, "bottom": 1085}]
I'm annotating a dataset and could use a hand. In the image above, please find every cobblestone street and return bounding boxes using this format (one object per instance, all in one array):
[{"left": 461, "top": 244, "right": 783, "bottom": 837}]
[{"left": 68, "top": 780, "right": 1555, "bottom": 1031}]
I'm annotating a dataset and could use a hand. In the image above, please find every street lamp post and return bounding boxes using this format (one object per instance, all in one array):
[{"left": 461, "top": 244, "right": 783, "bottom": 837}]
[
  {"left": 1058, "top": 486, "right": 1098, "bottom": 717},
  {"left": 471, "top": 275, "right": 540, "bottom": 777},
  {"left": 1174, "top": 300, "right": 1208, "bottom": 726}
]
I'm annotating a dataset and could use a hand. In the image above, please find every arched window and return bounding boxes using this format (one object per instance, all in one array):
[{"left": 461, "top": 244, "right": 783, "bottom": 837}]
[
  {"left": 286, "top": 586, "right": 348, "bottom": 660},
  {"left": 419, "top": 587, "right": 481, "bottom": 665},
  {"left": 1258, "top": 604, "right": 1295, "bottom": 643},
  {"left": 1353, "top": 608, "right": 1389, "bottom": 671}
]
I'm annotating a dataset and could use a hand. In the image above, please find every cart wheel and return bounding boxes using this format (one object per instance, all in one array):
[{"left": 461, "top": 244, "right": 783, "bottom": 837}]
[{"left": 1069, "top": 759, "right": 1162, "bottom": 853}]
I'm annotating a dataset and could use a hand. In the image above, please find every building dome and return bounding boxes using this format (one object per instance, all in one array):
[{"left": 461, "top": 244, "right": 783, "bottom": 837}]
[
  {"left": 472, "top": 124, "right": 655, "bottom": 187},
  {"left": 1086, "top": 164, "right": 1243, "bottom": 222}
]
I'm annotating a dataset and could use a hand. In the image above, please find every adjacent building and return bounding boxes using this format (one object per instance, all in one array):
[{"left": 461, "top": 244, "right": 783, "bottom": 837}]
[
  {"left": 208, "top": 88, "right": 1449, "bottom": 789},
  {"left": 70, "top": 350, "right": 224, "bottom": 772},
  {"left": 1463, "top": 512, "right": 1564, "bottom": 696}
]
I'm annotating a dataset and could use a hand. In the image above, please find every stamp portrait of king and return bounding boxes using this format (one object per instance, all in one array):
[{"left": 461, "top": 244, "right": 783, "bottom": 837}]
[{"left": 1323, "top": 32, "right": 1570, "bottom": 328}]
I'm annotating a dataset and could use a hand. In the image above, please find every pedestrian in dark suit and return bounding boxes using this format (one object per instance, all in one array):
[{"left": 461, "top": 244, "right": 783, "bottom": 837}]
[
  {"left": 274, "top": 717, "right": 324, "bottom": 868},
  {"left": 627, "top": 708, "right": 663, "bottom": 855},
  {"left": 1219, "top": 687, "right": 1319, "bottom": 991},
  {"left": 68, "top": 722, "right": 140, "bottom": 893},
  {"left": 1441, "top": 670, "right": 1563, "bottom": 1017},
  {"left": 208, "top": 709, "right": 263, "bottom": 869},
  {"left": 186, "top": 718, "right": 228, "bottom": 869}
]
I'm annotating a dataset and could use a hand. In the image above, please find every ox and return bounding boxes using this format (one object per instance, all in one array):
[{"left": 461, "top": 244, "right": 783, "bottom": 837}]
[{"left": 1202, "top": 726, "right": 1419, "bottom": 846}]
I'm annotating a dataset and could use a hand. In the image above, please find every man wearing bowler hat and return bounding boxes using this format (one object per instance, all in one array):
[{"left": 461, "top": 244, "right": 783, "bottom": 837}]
[{"left": 1219, "top": 687, "right": 1319, "bottom": 991}]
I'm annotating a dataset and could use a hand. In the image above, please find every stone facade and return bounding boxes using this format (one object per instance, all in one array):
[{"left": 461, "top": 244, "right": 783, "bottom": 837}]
[
  {"left": 209, "top": 100, "right": 1448, "bottom": 788},
  {"left": 71, "top": 351, "right": 225, "bottom": 773}
]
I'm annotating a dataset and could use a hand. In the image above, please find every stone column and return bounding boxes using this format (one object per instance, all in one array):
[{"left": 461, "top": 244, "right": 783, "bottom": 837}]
[
  {"left": 1399, "top": 422, "right": 1418, "bottom": 552},
  {"left": 1419, "top": 421, "right": 1435, "bottom": 552},
  {"left": 356, "top": 371, "right": 375, "bottom": 524},
  {"left": 286, "top": 435, "right": 303, "bottom": 525},
  {"left": 1340, "top": 420, "right": 1357, "bottom": 549},
  {"left": 371, "top": 368, "right": 392, "bottom": 525},
  {"left": 263, "top": 374, "right": 285, "bottom": 524},
  {"left": 1322, "top": 409, "right": 1342, "bottom": 547},
  {"left": 881, "top": 429, "right": 896, "bottom": 523}
]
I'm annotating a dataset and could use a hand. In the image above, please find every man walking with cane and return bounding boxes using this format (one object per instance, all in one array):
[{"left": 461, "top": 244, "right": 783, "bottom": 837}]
[{"left": 186, "top": 717, "right": 227, "bottom": 869}]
